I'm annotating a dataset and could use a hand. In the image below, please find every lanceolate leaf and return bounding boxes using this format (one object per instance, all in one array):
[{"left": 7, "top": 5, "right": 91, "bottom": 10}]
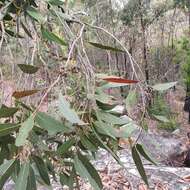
[
  {"left": 41, "top": 27, "right": 67, "bottom": 46},
  {"left": 152, "top": 114, "right": 170, "bottom": 123},
  {"left": 60, "top": 172, "right": 70, "bottom": 186},
  {"left": 0, "top": 105, "right": 18, "bottom": 118},
  {"left": 12, "top": 90, "right": 39, "bottom": 99},
  {"left": 47, "top": 0, "right": 64, "bottom": 6},
  {"left": 60, "top": 167, "right": 75, "bottom": 189},
  {"left": 103, "top": 77, "right": 139, "bottom": 84},
  {"left": 32, "top": 156, "right": 50, "bottom": 186},
  {"left": 18, "top": 64, "right": 39, "bottom": 74},
  {"left": 58, "top": 93, "right": 85, "bottom": 125},
  {"left": 15, "top": 162, "right": 30, "bottom": 190},
  {"left": 96, "top": 111, "right": 129, "bottom": 125},
  {"left": 116, "top": 123, "right": 137, "bottom": 138},
  {"left": 132, "top": 146, "right": 148, "bottom": 186},
  {"left": 96, "top": 101, "right": 116, "bottom": 110},
  {"left": 27, "top": 7, "right": 44, "bottom": 23},
  {"left": 0, "top": 159, "right": 16, "bottom": 189},
  {"left": 92, "top": 127, "right": 123, "bottom": 167},
  {"left": 89, "top": 42, "right": 124, "bottom": 52},
  {"left": 0, "top": 145, "right": 9, "bottom": 165},
  {"left": 80, "top": 135, "right": 98, "bottom": 152},
  {"left": 15, "top": 116, "right": 34, "bottom": 147},
  {"left": 35, "top": 112, "right": 72, "bottom": 135},
  {"left": 57, "top": 138, "right": 75, "bottom": 155},
  {"left": 101, "top": 82, "right": 133, "bottom": 89},
  {"left": 21, "top": 21, "right": 33, "bottom": 39},
  {"left": 74, "top": 153, "right": 103, "bottom": 190},
  {"left": 126, "top": 90, "right": 138, "bottom": 112},
  {"left": 0, "top": 123, "right": 20, "bottom": 137},
  {"left": 136, "top": 144, "right": 157, "bottom": 165},
  {"left": 151, "top": 81, "right": 177, "bottom": 91},
  {"left": 94, "top": 121, "right": 117, "bottom": 139},
  {"left": 26, "top": 166, "right": 37, "bottom": 190}
]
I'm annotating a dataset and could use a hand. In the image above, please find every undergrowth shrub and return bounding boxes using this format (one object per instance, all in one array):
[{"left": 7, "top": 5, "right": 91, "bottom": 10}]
[
  {"left": 158, "top": 116, "right": 179, "bottom": 131},
  {"left": 148, "top": 94, "right": 170, "bottom": 116},
  {"left": 149, "top": 93, "right": 178, "bottom": 131}
]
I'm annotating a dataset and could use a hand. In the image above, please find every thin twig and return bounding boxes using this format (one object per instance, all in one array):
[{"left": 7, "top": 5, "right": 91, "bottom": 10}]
[
  {"left": 32, "top": 75, "right": 61, "bottom": 116},
  {"left": 0, "top": 21, "right": 5, "bottom": 50}
]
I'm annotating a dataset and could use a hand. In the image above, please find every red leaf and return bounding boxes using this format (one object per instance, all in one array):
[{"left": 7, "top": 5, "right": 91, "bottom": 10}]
[{"left": 102, "top": 77, "right": 139, "bottom": 84}]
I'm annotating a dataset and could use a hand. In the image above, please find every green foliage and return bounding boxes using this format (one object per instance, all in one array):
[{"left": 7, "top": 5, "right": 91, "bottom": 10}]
[
  {"left": 132, "top": 145, "right": 148, "bottom": 186},
  {"left": 0, "top": 78, "right": 152, "bottom": 189},
  {"left": 158, "top": 116, "right": 178, "bottom": 131},
  {"left": 174, "top": 0, "right": 190, "bottom": 9},
  {"left": 149, "top": 94, "right": 170, "bottom": 116},
  {"left": 0, "top": 105, "right": 18, "bottom": 118},
  {"left": 173, "top": 37, "right": 190, "bottom": 92},
  {"left": 0, "top": 0, "right": 159, "bottom": 188},
  {"left": 41, "top": 27, "right": 67, "bottom": 46},
  {"left": 149, "top": 94, "right": 178, "bottom": 131},
  {"left": 17, "top": 64, "right": 39, "bottom": 74},
  {"left": 89, "top": 41, "right": 124, "bottom": 52},
  {"left": 121, "top": 0, "right": 167, "bottom": 27},
  {"left": 151, "top": 82, "right": 177, "bottom": 91}
]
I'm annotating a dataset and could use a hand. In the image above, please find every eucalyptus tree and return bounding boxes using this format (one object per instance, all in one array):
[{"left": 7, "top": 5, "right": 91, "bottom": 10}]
[
  {"left": 174, "top": 0, "right": 190, "bottom": 33},
  {"left": 121, "top": 0, "right": 168, "bottom": 84},
  {"left": 0, "top": 0, "right": 158, "bottom": 189}
]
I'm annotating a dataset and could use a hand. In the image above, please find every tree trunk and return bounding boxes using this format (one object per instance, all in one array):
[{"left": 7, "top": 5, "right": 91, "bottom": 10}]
[
  {"left": 141, "top": 20, "right": 149, "bottom": 84},
  {"left": 189, "top": 7, "right": 190, "bottom": 35}
]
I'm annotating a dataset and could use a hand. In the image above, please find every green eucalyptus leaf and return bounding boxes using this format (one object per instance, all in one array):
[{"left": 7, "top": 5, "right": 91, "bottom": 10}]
[
  {"left": 136, "top": 144, "right": 157, "bottom": 165},
  {"left": 96, "top": 111, "right": 129, "bottom": 125},
  {"left": 58, "top": 93, "right": 85, "bottom": 125},
  {"left": 0, "top": 159, "right": 16, "bottom": 189},
  {"left": 101, "top": 82, "right": 131, "bottom": 89},
  {"left": 26, "top": 166, "right": 37, "bottom": 190},
  {"left": 94, "top": 121, "right": 117, "bottom": 139},
  {"left": 89, "top": 42, "right": 124, "bottom": 52},
  {"left": 152, "top": 82, "right": 177, "bottom": 91},
  {"left": 47, "top": 0, "right": 64, "bottom": 6},
  {"left": 57, "top": 138, "right": 75, "bottom": 155},
  {"left": 15, "top": 162, "right": 30, "bottom": 190},
  {"left": 35, "top": 112, "right": 72, "bottom": 135},
  {"left": 60, "top": 172, "right": 70, "bottom": 186},
  {"left": 152, "top": 114, "right": 170, "bottom": 123},
  {"left": 92, "top": 127, "right": 123, "bottom": 166},
  {"left": 18, "top": 64, "right": 39, "bottom": 74},
  {"left": 27, "top": 7, "right": 44, "bottom": 22},
  {"left": 41, "top": 27, "right": 67, "bottom": 46},
  {"left": 15, "top": 115, "right": 34, "bottom": 147},
  {"left": 0, "top": 123, "right": 19, "bottom": 137},
  {"left": 132, "top": 146, "right": 148, "bottom": 186},
  {"left": 60, "top": 167, "right": 75, "bottom": 189},
  {"left": 0, "top": 145, "right": 9, "bottom": 165},
  {"left": 74, "top": 153, "right": 103, "bottom": 190},
  {"left": 116, "top": 123, "right": 137, "bottom": 138},
  {"left": 0, "top": 105, "right": 18, "bottom": 118},
  {"left": 80, "top": 135, "right": 98, "bottom": 152},
  {"left": 126, "top": 90, "right": 138, "bottom": 112},
  {"left": 21, "top": 21, "right": 33, "bottom": 39},
  {"left": 32, "top": 156, "right": 50, "bottom": 186}
]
